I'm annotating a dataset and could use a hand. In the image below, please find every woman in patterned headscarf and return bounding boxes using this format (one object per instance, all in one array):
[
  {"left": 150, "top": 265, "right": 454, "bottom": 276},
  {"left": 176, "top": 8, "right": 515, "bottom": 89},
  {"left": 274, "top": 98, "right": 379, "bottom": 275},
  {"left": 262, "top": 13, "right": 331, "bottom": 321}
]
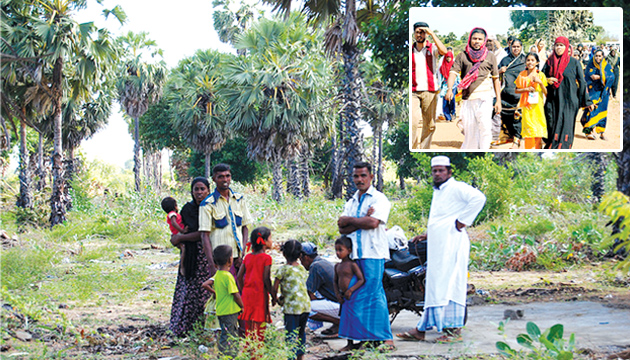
[
  {"left": 542, "top": 36, "right": 593, "bottom": 149},
  {"left": 581, "top": 49, "right": 615, "bottom": 140}
]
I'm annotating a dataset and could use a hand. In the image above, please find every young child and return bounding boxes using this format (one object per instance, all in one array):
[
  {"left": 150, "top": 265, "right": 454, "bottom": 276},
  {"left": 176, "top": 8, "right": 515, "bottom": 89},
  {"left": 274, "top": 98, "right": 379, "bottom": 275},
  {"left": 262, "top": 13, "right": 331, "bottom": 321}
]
[
  {"left": 272, "top": 240, "right": 311, "bottom": 360},
  {"left": 515, "top": 52, "right": 548, "bottom": 149},
  {"left": 202, "top": 245, "right": 243, "bottom": 356},
  {"left": 237, "top": 226, "right": 273, "bottom": 342},
  {"left": 161, "top": 196, "right": 187, "bottom": 276},
  {"left": 334, "top": 236, "right": 366, "bottom": 351}
]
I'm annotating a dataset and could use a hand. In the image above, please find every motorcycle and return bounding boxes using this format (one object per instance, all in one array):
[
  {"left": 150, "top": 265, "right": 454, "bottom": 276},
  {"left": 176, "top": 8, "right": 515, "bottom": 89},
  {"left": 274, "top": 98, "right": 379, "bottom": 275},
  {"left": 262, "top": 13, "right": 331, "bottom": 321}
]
[{"left": 382, "top": 239, "right": 427, "bottom": 323}]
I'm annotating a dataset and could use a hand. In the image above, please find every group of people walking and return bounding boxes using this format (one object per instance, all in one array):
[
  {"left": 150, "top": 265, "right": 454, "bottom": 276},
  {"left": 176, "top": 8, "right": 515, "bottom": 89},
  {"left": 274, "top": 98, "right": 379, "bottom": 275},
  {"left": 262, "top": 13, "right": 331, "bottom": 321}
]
[
  {"left": 164, "top": 158, "right": 487, "bottom": 356},
  {"left": 411, "top": 22, "right": 619, "bottom": 150}
]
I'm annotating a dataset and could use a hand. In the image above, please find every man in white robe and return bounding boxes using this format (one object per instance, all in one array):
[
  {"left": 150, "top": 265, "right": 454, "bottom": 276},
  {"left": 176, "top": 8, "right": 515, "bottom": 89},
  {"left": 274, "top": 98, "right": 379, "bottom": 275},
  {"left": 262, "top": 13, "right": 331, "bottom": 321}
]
[{"left": 396, "top": 155, "right": 485, "bottom": 342}]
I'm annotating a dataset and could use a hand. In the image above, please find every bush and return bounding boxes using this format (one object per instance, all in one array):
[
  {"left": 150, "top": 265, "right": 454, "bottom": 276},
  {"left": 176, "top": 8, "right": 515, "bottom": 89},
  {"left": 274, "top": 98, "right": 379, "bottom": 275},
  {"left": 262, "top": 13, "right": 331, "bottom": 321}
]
[{"left": 466, "top": 154, "right": 514, "bottom": 223}]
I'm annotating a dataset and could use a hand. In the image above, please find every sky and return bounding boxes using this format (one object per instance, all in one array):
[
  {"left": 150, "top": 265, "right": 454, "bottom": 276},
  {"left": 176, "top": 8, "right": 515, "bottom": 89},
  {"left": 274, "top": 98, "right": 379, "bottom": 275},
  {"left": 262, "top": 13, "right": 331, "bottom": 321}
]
[
  {"left": 74, "top": 3, "right": 622, "bottom": 168},
  {"left": 77, "top": 0, "right": 242, "bottom": 168}
]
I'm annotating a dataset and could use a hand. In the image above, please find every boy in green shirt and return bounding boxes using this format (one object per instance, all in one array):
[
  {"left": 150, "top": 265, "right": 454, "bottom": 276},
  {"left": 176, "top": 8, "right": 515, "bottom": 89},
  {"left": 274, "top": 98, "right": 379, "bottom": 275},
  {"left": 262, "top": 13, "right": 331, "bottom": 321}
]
[{"left": 203, "top": 245, "right": 243, "bottom": 356}]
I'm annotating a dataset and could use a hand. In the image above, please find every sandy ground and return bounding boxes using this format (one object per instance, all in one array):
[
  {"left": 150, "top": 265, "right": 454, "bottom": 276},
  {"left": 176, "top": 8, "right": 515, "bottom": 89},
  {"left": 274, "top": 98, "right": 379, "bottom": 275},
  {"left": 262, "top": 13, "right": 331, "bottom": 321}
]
[{"left": 411, "top": 95, "right": 622, "bottom": 151}]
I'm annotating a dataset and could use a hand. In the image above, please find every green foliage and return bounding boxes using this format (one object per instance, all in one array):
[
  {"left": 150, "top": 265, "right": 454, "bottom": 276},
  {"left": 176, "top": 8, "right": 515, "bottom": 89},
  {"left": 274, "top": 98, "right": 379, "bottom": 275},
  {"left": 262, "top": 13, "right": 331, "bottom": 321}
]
[
  {"left": 599, "top": 191, "right": 630, "bottom": 273},
  {"left": 406, "top": 182, "right": 433, "bottom": 223},
  {"left": 139, "top": 99, "right": 185, "bottom": 151},
  {"left": 466, "top": 154, "right": 514, "bottom": 222},
  {"left": 185, "top": 137, "right": 268, "bottom": 184},
  {"left": 497, "top": 321, "right": 575, "bottom": 359}
]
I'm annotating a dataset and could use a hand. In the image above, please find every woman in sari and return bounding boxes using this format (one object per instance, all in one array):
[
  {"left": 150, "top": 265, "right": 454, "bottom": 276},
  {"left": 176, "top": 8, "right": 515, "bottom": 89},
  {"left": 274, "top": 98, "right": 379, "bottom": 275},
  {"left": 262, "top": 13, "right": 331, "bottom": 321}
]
[
  {"left": 169, "top": 177, "right": 212, "bottom": 336},
  {"left": 542, "top": 36, "right": 593, "bottom": 149},
  {"left": 581, "top": 49, "right": 615, "bottom": 140},
  {"left": 493, "top": 38, "right": 526, "bottom": 148}
]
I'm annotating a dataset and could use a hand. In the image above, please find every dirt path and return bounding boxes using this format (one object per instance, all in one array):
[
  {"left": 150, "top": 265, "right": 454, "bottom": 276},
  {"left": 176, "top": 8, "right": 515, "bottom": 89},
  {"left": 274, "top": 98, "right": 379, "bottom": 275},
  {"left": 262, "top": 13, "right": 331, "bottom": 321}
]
[
  {"left": 3, "top": 248, "right": 629, "bottom": 359},
  {"left": 411, "top": 96, "right": 622, "bottom": 151}
]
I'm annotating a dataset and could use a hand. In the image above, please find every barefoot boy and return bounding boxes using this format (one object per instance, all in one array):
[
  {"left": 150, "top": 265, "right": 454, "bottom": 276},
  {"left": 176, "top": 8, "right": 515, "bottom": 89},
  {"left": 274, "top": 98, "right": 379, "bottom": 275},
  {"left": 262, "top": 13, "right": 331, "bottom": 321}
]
[{"left": 333, "top": 236, "right": 365, "bottom": 351}]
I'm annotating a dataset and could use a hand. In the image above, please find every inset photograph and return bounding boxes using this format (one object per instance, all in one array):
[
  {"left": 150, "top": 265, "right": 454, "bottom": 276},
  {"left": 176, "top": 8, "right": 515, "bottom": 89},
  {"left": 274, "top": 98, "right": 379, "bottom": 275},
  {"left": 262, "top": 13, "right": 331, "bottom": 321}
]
[{"left": 409, "top": 8, "right": 622, "bottom": 151}]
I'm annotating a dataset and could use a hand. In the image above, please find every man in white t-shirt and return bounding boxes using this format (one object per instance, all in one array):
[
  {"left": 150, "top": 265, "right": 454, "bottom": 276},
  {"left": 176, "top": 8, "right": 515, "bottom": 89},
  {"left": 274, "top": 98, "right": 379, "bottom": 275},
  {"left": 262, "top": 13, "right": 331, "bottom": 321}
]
[{"left": 411, "top": 22, "right": 447, "bottom": 149}]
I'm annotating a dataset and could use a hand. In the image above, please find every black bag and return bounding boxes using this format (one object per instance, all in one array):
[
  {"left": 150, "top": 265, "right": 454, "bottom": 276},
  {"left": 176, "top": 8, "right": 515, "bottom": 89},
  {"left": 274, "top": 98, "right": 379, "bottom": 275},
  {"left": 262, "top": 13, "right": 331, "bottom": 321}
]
[{"left": 408, "top": 239, "right": 427, "bottom": 264}]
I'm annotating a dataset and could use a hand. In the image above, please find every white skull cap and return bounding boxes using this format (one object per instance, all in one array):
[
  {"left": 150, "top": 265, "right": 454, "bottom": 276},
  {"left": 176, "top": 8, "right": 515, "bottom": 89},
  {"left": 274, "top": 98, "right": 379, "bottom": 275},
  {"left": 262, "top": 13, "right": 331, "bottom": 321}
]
[{"left": 431, "top": 155, "right": 451, "bottom": 167}]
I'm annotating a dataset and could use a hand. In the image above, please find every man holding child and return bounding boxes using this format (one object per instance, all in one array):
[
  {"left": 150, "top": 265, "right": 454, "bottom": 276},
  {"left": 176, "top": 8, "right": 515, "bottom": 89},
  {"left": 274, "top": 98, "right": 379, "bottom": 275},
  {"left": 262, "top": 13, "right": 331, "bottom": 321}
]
[{"left": 337, "top": 161, "right": 394, "bottom": 351}]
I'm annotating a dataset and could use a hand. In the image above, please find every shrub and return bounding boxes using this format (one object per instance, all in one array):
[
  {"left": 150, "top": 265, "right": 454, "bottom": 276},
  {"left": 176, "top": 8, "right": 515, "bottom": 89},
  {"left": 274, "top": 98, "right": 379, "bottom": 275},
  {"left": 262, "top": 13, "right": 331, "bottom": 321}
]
[{"left": 466, "top": 154, "right": 514, "bottom": 223}]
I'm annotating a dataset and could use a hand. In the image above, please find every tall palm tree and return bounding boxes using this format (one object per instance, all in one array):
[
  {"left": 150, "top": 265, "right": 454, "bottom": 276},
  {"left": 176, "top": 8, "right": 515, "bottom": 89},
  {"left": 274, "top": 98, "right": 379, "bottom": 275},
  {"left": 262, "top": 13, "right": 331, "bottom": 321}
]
[
  {"left": 362, "top": 81, "right": 405, "bottom": 191},
  {"left": 116, "top": 31, "right": 166, "bottom": 192},
  {"left": 167, "top": 49, "right": 228, "bottom": 178},
  {"left": 222, "top": 13, "right": 333, "bottom": 201},
  {"left": 2, "top": 0, "right": 120, "bottom": 225},
  {"left": 263, "top": 0, "right": 383, "bottom": 198}
]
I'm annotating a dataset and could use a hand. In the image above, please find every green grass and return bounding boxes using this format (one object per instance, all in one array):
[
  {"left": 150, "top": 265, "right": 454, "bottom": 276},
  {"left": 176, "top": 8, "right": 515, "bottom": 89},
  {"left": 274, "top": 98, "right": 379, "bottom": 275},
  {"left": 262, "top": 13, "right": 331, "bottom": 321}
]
[{"left": 1, "top": 154, "right": 627, "bottom": 359}]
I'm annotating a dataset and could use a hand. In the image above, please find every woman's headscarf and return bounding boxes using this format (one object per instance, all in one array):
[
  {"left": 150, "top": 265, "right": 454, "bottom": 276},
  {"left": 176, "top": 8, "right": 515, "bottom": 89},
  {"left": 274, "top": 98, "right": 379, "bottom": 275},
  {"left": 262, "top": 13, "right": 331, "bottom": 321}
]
[
  {"left": 439, "top": 50, "right": 454, "bottom": 79},
  {"left": 546, "top": 36, "right": 571, "bottom": 89},
  {"left": 458, "top": 27, "right": 488, "bottom": 90},
  {"left": 181, "top": 176, "right": 210, "bottom": 279},
  {"left": 591, "top": 49, "right": 608, "bottom": 87},
  {"left": 190, "top": 177, "right": 210, "bottom": 203}
]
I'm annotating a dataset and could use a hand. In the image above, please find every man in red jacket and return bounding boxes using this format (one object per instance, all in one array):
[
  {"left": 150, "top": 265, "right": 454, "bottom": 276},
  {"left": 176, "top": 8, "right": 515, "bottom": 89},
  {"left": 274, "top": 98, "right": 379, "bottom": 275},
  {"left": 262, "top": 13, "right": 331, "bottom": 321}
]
[{"left": 411, "top": 21, "right": 447, "bottom": 149}]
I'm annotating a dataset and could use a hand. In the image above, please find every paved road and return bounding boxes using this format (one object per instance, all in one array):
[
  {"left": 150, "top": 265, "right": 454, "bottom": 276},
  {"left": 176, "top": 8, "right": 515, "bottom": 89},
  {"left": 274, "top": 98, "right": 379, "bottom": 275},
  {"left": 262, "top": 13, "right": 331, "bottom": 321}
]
[{"left": 320, "top": 301, "right": 630, "bottom": 356}]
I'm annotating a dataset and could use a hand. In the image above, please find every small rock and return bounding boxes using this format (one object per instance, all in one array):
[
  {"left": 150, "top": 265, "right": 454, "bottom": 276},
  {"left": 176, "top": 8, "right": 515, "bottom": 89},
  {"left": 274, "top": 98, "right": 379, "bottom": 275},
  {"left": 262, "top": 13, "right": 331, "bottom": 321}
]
[
  {"left": 58, "top": 303, "right": 68, "bottom": 309},
  {"left": 1, "top": 344, "right": 11, "bottom": 351},
  {"left": 198, "top": 345, "right": 208, "bottom": 353},
  {"left": 15, "top": 330, "right": 32, "bottom": 342}
]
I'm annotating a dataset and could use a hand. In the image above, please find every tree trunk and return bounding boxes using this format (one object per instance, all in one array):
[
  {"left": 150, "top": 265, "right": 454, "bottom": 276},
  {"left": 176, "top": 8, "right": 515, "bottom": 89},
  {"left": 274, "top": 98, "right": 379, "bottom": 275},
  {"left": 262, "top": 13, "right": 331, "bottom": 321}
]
[
  {"left": 133, "top": 115, "right": 141, "bottom": 192},
  {"left": 615, "top": 102, "right": 630, "bottom": 196},
  {"left": 287, "top": 158, "right": 300, "bottom": 198},
  {"left": 154, "top": 150, "right": 162, "bottom": 194},
  {"left": 399, "top": 173, "right": 405, "bottom": 190},
  {"left": 17, "top": 118, "right": 32, "bottom": 209},
  {"left": 377, "top": 123, "right": 384, "bottom": 192},
  {"left": 331, "top": 114, "right": 344, "bottom": 199},
  {"left": 610, "top": 102, "right": 630, "bottom": 255},
  {"left": 1, "top": 114, "right": 10, "bottom": 151},
  {"left": 272, "top": 159, "right": 283, "bottom": 202},
  {"left": 301, "top": 150, "right": 310, "bottom": 199},
  {"left": 342, "top": 42, "right": 364, "bottom": 199},
  {"left": 64, "top": 147, "right": 77, "bottom": 211},
  {"left": 205, "top": 152, "right": 212, "bottom": 179},
  {"left": 584, "top": 152, "right": 608, "bottom": 202},
  {"left": 50, "top": 56, "right": 67, "bottom": 226},
  {"left": 36, "top": 131, "right": 46, "bottom": 191}
]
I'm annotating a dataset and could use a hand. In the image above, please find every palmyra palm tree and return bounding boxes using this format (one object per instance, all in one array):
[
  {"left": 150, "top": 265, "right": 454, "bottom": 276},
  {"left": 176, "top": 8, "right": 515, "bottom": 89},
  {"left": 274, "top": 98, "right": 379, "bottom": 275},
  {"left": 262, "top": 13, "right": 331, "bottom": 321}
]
[
  {"left": 222, "top": 13, "right": 333, "bottom": 201},
  {"left": 167, "top": 49, "right": 228, "bottom": 178},
  {"left": 262, "top": 0, "right": 383, "bottom": 198},
  {"left": 2, "top": 0, "right": 120, "bottom": 225},
  {"left": 116, "top": 31, "right": 166, "bottom": 193}
]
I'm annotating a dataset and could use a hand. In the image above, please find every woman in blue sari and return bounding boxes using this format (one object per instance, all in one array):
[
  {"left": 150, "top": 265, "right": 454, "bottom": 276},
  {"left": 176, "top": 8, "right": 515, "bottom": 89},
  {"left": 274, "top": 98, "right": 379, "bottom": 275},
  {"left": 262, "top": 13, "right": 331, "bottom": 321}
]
[{"left": 581, "top": 49, "right": 614, "bottom": 140}]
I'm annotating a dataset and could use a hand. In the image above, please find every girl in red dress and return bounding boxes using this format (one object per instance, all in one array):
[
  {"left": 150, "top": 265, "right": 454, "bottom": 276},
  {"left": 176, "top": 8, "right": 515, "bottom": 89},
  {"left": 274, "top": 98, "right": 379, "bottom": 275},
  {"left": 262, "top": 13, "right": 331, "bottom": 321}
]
[{"left": 237, "top": 226, "right": 273, "bottom": 342}]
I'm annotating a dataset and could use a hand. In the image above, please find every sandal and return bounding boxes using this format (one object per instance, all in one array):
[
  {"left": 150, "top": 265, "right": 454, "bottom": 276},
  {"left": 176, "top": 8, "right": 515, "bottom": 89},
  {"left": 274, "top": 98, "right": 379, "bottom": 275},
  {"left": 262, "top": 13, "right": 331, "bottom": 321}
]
[
  {"left": 511, "top": 139, "right": 521, "bottom": 149},
  {"left": 586, "top": 133, "right": 596, "bottom": 140},
  {"left": 491, "top": 138, "right": 513, "bottom": 146},
  {"left": 600, "top": 133, "right": 607, "bottom": 141},
  {"left": 395, "top": 331, "right": 425, "bottom": 341},
  {"left": 436, "top": 334, "right": 463, "bottom": 343}
]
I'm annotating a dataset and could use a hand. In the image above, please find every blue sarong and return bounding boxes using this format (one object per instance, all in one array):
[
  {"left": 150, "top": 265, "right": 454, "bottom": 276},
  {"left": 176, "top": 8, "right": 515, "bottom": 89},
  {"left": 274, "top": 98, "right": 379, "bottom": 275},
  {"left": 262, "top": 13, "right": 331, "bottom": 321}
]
[
  {"left": 338, "top": 259, "right": 392, "bottom": 341},
  {"left": 416, "top": 301, "right": 466, "bottom": 332}
]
